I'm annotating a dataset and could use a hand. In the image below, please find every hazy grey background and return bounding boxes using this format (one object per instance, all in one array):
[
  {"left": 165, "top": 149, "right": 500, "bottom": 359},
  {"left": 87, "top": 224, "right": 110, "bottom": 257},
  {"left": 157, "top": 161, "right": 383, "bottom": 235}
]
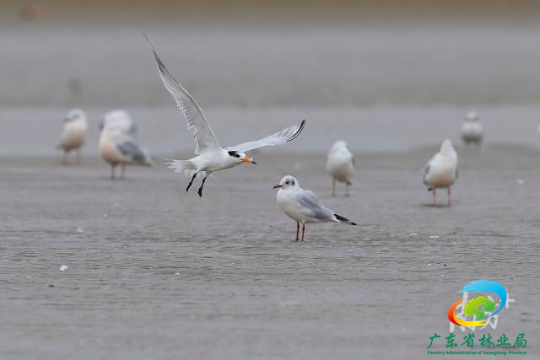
[
  {"left": 1, "top": 1, "right": 540, "bottom": 360},
  {"left": 2, "top": 1, "right": 540, "bottom": 155}
]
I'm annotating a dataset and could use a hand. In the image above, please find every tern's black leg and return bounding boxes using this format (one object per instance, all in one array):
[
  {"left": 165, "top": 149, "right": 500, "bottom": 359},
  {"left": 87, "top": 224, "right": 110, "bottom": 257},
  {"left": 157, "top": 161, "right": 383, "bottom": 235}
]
[
  {"left": 197, "top": 175, "right": 209, "bottom": 198},
  {"left": 186, "top": 173, "right": 197, "bottom": 192}
]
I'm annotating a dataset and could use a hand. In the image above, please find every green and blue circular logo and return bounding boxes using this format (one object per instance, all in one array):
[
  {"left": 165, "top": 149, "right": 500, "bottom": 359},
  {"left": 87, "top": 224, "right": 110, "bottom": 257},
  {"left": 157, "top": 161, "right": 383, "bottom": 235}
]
[{"left": 448, "top": 280, "right": 507, "bottom": 327}]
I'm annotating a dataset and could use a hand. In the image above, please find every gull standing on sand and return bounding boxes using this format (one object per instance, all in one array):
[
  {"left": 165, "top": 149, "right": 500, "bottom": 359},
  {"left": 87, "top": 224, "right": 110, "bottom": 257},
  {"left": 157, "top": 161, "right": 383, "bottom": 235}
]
[
  {"left": 101, "top": 109, "right": 137, "bottom": 135},
  {"left": 326, "top": 140, "right": 354, "bottom": 196},
  {"left": 274, "top": 175, "right": 356, "bottom": 242},
  {"left": 57, "top": 109, "right": 88, "bottom": 165},
  {"left": 145, "top": 36, "right": 306, "bottom": 197},
  {"left": 461, "top": 111, "right": 483, "bottom": 145},
  {"left": 99, "top": 122, "right": 151, "bottom": 180},
  {"left": 423, "top": 140, "right": 458, "bottom": 206}
]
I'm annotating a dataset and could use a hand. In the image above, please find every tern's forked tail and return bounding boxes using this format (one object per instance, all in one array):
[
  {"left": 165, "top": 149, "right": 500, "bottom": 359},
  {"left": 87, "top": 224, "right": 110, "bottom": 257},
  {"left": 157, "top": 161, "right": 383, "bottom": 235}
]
[{"left": 165, "top": 159, "right": 196, "bottom": 176}]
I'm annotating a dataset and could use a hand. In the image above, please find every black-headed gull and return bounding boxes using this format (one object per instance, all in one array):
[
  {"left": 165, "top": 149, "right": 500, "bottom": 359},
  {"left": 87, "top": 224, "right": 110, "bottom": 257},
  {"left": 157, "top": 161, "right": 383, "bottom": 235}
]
[
  {"left": 273, "top": 175, "right": 356, "bottom": 242},
  {"left": 461, "top": 111, "right": 483, "bottom": 145},
  {"left": 101, "top": 109, "right": 137, "bottom": 135},
  {"left": 57, "top": 109, "right": 88, "bottom": 165},
  {"left": 326, "top": 140, "right": 354, "bottom": 196},
  {"left": 423, "top": 140, "right": 458, "bottom": 205},
  {"left": 145, "top": 36, "right": 306, "bottom": 197},
  {"left": 99, "top": 123, "right": 151, "bottom": 180}
]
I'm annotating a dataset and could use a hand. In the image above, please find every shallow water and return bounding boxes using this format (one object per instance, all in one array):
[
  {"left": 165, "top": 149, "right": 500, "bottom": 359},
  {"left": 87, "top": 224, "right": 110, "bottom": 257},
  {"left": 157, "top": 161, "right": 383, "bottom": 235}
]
[
  {"left": 1, "top": 106, "right": 540, "bottom": 156},
  {"left": 1, "top": 148, "right": 539, "bottom": 359}
]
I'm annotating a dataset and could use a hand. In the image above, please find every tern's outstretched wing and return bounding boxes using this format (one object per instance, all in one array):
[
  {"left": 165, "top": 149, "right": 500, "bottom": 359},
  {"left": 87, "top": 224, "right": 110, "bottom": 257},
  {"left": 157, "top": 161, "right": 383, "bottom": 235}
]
[
  {"left": 225, "top": 119, "right": 306, "bottom": 153},
  {"left": 145, "top": 34, "right": 221, "bottom": 155}
]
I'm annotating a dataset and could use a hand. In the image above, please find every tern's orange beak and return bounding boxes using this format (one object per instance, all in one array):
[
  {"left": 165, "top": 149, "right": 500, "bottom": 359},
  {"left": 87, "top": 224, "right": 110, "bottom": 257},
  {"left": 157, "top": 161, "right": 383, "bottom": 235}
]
[
  {"left": 242, "top": 156, "right": 256, "bottom": 164},
  {"left": 273, "top": 184, "right": 283, "bottom": 189}
]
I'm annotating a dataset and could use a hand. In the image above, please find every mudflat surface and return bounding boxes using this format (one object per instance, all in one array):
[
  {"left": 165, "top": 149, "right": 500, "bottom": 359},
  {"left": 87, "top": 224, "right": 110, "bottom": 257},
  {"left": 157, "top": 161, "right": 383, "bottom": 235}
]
[{"left": 1, "top": 147, "right": 539, "bottom": 359}]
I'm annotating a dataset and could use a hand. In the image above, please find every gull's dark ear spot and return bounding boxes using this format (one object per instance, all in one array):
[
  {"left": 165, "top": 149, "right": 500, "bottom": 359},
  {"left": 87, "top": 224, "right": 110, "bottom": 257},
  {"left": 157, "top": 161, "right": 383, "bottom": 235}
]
[{"left": 291, "top": 179, "right": 295, "bottom": 185}]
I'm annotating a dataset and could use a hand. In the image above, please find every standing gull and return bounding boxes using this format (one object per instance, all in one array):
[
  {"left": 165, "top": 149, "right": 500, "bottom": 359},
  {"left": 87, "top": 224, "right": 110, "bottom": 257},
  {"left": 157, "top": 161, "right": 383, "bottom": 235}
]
[
  {"left": 461, "top": 111, "right": 483, "bottom": 145},
  {"left": 274, "top": 175, "right": 356, "bottom": 242},
  {"left": 145, "top": 35, "right": 306, "bottom": 197},
  {"left": 326, "top": 140, "right": 354, "bottom": 196},
  {"left": 423, "top": 140, "right": 458, "bottom": 206},
  {"left": 57, "top": 109, "right": 88, "bottom": 165},
  {"left": 99, "top": 124, "right": 151, "bottom": 180}
]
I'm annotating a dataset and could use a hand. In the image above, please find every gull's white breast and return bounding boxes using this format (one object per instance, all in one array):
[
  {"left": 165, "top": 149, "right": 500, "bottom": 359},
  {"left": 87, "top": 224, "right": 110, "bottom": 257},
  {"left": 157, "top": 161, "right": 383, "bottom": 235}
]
[
  {"left": 462, "top": 121, "right": 483, "bottom": 141},
  {"left": 327, "top": 148, "right": 354, "bottom": 183},
  {"left": 100, "top": 134, "right": 125, "bottom": 165},
  {"left": 61, "top": 119, "right": 87, "bottom": 151},
  {"left": 425, "top": 156, "right": 457, "bottom": 189},
  {"left": 277, "top": 189, "right": 319, "bottom": 224}
]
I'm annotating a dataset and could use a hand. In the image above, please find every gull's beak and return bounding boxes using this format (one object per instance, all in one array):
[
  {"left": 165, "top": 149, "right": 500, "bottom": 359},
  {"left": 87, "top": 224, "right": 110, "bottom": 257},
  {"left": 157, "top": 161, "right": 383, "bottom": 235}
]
[
  {"left": 242, "top": 156, "right": 256, "bottom": 164},
  {"left": 273, "top": 184, "right": 283, "bottom": 189}
]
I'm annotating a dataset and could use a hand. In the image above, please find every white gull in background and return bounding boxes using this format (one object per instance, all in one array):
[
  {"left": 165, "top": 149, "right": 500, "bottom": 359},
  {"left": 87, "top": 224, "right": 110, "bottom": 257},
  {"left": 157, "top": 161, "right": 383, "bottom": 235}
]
[
  {"left": 101, "top": 109, "right": 137, "bottom": 135},
  {"left": 461, "top": 110, "right": 483, "bottom": 145},
  {"left": 326, "top": 140, "right": 354, "bottom": 196},
  {"left": 274, "top": 175, "right": 356, "bottom": 242},
  {"left": 423, "top": 140, "right": 458, "bottom": 206},
  {"left": 57, "top": 109, "right": 88, "bottom": 165},
  {"left": 99, "top": 124, "right": 151, "bottom": 180},
  {"left": 145, "top": 35, "right": 306, "bottom": 197}
]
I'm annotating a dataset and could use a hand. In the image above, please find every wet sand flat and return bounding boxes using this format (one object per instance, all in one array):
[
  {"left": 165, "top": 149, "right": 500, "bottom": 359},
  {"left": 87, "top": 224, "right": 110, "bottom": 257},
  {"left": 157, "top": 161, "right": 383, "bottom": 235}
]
[{"left": 1, "top": 147, "right": 539, "bottom": 359}]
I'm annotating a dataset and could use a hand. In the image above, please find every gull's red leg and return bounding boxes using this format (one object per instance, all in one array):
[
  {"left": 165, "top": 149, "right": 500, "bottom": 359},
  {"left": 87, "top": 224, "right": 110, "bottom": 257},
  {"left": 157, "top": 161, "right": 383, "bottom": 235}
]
[
  {"left": 301, "top": 224, "right": 306, "bottom": 242},
  {"left": 295, "top": 222, "right": 300, "bottom": 242}
]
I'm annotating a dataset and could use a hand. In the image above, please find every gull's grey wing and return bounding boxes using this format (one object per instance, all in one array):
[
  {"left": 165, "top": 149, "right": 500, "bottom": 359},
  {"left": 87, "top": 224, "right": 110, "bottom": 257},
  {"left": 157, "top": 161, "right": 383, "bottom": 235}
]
[
  {"left": 422, "top": 164, "right": 431, "bottom": 185},
  {"left": 117, "top": 137, "right": 149, "bottom": 164},
  {"left": 297, "top": 189, "right": 335, "bottom": 221},
  {"left": 145, "top": 34, "right": 221, "bottom": 154},
  {"left": 225, "top": 119, "right": 306, "bottom": 153},
  {"left": 422, "top": 153, "right": 439, "bottom": 185}
]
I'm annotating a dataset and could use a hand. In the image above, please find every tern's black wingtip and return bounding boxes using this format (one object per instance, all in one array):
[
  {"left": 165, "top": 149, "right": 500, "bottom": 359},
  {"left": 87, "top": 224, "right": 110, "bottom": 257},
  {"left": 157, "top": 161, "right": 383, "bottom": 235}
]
[
  {"left": 143, "top": 32, "right": 157, "bottom": 53},
  {"left": 287, "top": 119, "right": 307, "bottom": 142}
]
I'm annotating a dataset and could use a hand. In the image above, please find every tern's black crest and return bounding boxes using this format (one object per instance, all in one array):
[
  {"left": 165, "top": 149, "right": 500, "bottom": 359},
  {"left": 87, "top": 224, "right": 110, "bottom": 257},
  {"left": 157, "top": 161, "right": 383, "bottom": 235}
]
[{"left": 228, "top": 151, "right": 240, "bottom": 158}]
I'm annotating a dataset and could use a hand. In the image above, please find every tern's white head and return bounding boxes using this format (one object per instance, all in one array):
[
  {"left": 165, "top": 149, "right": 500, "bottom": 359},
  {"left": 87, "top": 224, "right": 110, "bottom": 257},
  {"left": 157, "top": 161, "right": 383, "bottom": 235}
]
[
  {"left": 440, "top": 139, "right": 456, "bottom": 156},
  {"left": 227, "top": 150, "right": 256, "bottom": 165},
  {"left": 273, "top": 175, "right": 299, "bottom": 190},
  {"left": 464, "top": 111, "right": 480, "bottom": 122}
]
